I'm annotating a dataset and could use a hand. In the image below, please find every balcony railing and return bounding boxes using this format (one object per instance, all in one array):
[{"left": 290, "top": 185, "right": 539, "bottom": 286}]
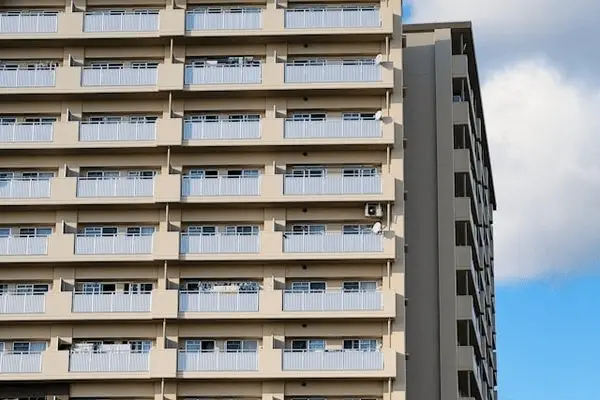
[
  {"left": 83, "top": 11, "right": 159, "bottom": 32},
  {"left": 179, "top": 291, "right": 259, "bottom": 312},
  {"left": 186, "top": 8, "right": 262, "bottom": 30},
  {"left": 282, "top": 349, "right": 383, "bottom": 370},
  {"left": 0, "top": 178, "right": 52, "bottom": 198},
  {"left": 72, "top": 292, "right": 152, "bottom": 313},
  {"left": 0, "top": 67, "right": 56, "bottom": 87},
  {"left": 283, "top": 232, "right": 382, "bottom": 253},
  {"left": 182, "top": 176, "right": 261, "bottom": 197},
  {"left": 283, "top": 290, "right": 382, "bottom": 311},
  {"left": 0, "top": 123, "right": 53, "bottom": 143},
  {"left": 75, "top": 234, "right": 153, "bottom": 255},
  {"left": 184, "top": 64, "right": 262, "bottom": 85},
  {"left": 285, "top": 7, "right": 380, "bottom": 28},
  {"left": 178, "top": 350, "right": 258, "bottom": 371},
  {"left": 0, "top": 352, "right": 43, "bottom": 373},
  {"left": 69, "top": 350, "right": 150, "bottom": 372},
  {"left": 0, "top": 236, "right": 48, "bottom": 256},
  {"left": 0, "top": 293, "right": 46, "bottom": 313},
  {"left": 180, "top": 233, "right": 260, "bottom": 254},
  {"left": 183, "top": 120, "right": 261, "bottom": 140},
  {"left": 0, "top": 12, "right": 58, "bottom": 33},
  {"left": 81, "top": 66, "right": 158, "bottom": 86},
  {"left": 79, "top": 121, "right": 156, "bottom": 142},
  {"left": 284, "top": 61, "right": 380, "bottom": 83},
  {"left": 284, "top": 119, "right": 381, "bottom": 139},
  {"left": 283, "top": 175, "right": 381, "bottom": 195},
  {"left": 76, "top": 177, "right": 154, "bottom": 197}
]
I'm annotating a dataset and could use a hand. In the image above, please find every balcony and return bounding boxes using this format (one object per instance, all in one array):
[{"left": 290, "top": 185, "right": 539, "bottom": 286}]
[
  {"left": 182, "top": 176, "right": 261, "bottom": 197},
  {"left": 284, "top": 61, "right": 380, "bottom": 83},
  {"left": 74, "top": 234, "right": 153, "bottom": 255},
  {"left": 0, "top": 352, "right": 43, "bottom": 373},
  {"left": 0, "top": 12, "right": 58, "bottom": 34},
  {"left": 79, "top": 121, "right": 156, "bottom": 142},
  {"left": 0, "top": 122, "right": 53, "bottom": 143},
  {"left": 0, "top": 293, "right": 46, "bottom": 314},
  {"left": 283, "top": 290, "right": 382, "bottom": 311},
  {"left": 283, "top": 233, "right": 383, "bottom": 253},
  {"left": 76, "top": 177, "right": 154, "bottom": 198},
  {"left": 285, "top": 7, "right": 380, "bottom": 29},
  {"left": 0, "top": 67, "right": 56, "bottom": 88},
  {"left": 282, "top": 350, "right": 383, "bottom": 370},
  {"left": 72, "top": 292, "right": 152, "bottom": 313},
  {"left": 69, "top": 350, "right": 150, "bottom": 372},
  {"left": 83, "top": 11, "right": 159, "bottom": 32},
  {"left": 0, "top": 236, "right": 48, "bottom": 256},
  {"left": 185, "top": 8, "right": 262, "bottom": 31},
  {"left": 81, "top": 66, "right": 158, "bottom": 87},
  {"left": 283, "top": 175, "right": 381, "bottom": 195},
  {"left": 284, "top": 119, "right": 381, "bottom": 139},
  {"left": 0, "top": 178, "right": 51, "bottom": 199},
  {"left": 183, "top": 119, "right": 261, "bottom": 140},
  {"left": 180, "top": 233, "right": 260, "bottom": 254},
  {"left": 184, "top": 64, "right": 262, "bottom": 85},
  {"left": 178, "top": 350, "right": 258, "bottom": 371},
  {"left": 179, "top": 291, "right": 259, "bottom": 313}
]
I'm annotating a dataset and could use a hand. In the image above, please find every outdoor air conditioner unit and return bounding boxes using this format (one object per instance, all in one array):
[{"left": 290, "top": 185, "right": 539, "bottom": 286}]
[{"left": 364, "top": 203, "right": 383, "bottom": 218}]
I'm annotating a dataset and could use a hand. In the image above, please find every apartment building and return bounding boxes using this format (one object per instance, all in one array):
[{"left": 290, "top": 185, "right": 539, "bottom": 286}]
[{"left": 0, "top": 0, "right": 495, "bottom": 399}]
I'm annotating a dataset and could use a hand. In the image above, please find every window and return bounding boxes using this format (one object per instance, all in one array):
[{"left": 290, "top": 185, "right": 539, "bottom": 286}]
[
  {"left": 342, "top": 112, "right": 376, "bottom": 121},
  {"left": 291, "top": 224, "right": 326, "bottom": 235},
  {"left": 291, "top": 339, "right": 325, "bottom": 351},
  {"left": 0, "top": 284, "right": 6, "bottom": 294},
  {"left": 0, "top": 228, "right": 10, "bottom": 237},
  {"left": 343, "top": 281, "right": 377, "bottom": 292},
  {"left": 83, "top": 226, "right": 118, "bottom": 236},
  {"left": 188, "top": 169, "right": 218, "bottom": 178},
  {"left": 224, "top": 225, "right": 258, "bottom": 236},
  {"left": 187, "top": 226, "right": 217, "bottom": 236},
  {"left": 24, "top": 117, "right": 57, "bottom": 125},
  {"left": 228, "top": 114, "right": 260, "bottom": 122},
  {"left": 127, "top": 170, "right": 156, "bottom": 179},
  {"left": 82, "top": 282, "right": 116, "bottom": 293},
  {"left": 87, "top": 115, "right": 123, "bottom": 123},
  {"left": 289, "top": 113, "right": 327, "bottom": 121},
  {"left": 131, "top": 62, "right": 158, "bottom": 69},
  {"left": 290, "top": 281, "right": 326, "bottom": 292},
  {"left": 13, "top": 342, "right": 46, "bottom": 353},
  {"left": 185, "top": 114, "right": 219, "bottom": 122},
  {"left": 342, "top": 225, "right": 372, "bottom": 235},
  {"left": 291, "top": 167, "right": 325, "bottom": 178},
  {"left": 19, "top": 227, "right": 52, "bottom": 237},
  {"left": 15, "top": 284, "right": 49, "bottom": 294},
  {"left": 85, "top": 170, "right": 120, "bottom": 178},
  {"left": 343, "top": 339, "right": 377, "bottom": 351},
  {"left": 342, "top": 167, "right": 377, "bottom": 177},
  {"left": 189, "top": 57, "right": 260, "bottom": 67},
  {"left": 126, "top": 226, "right": 155, "bottom": 236},
  {"left": 0, "top": 342, "right": 4, "bottom": 352},
  {"left": 21, "top": 171, "right": 54, "bottom": 180},
  {"left": 183, "top": 340, "right": 215, "bottom": 352},
  {"left": 129, "top": 340, "right": 151, "bottom": 353},
  {"left": 225, "top": 340, "right": 257, "bottom": 352},
  {"left": 124, "top": 282, "right": 153, "bottom": 293},
  {"left": 227, "top": 169, "right": 259, "bottom": 178},
  {"left": 0, "top": 172, "right": 14, "bottom": 180},
  {"left": 129, "top": 115, "right": 158, "bottom": 123},
  {"left": 0, "top": 117, "right": 17, "bottom": 125},
  {"left": 186, "top": 280, "right": 259, "bottom": 292}
]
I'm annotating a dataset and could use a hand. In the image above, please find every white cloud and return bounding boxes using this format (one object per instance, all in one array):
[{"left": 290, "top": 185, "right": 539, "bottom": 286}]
[{"left": 483, "top": 58, "right": 600, "bottom": 281}]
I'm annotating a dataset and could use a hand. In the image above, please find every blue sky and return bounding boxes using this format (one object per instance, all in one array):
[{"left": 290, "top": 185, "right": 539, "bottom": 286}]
[{"left": 404, "top": 1, "right": 600, "bottom": 398}]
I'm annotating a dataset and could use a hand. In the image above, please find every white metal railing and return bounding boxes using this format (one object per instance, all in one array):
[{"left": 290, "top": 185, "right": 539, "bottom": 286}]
[
  {"left": 0, "top": 236, "right": 48, "bottom": 256},
  {"left": 75, "top": 234, "right": 153, "bottom": 255},
  {"left": 0, "top": 67, "right": 56, "bottom": 87},
  {"left": 76, "top": 177, "right": 154, "bottom": 197},
  {"left": 182, "top": 176, "right": 261, "bottom": 197},
  {"left": 186, "top": 8, "right": 262, "bottom": 30},
  {"left": 285, "top": 62, "right": 380, "bottom": 83},
  {"left": 183, "top": 120, "right": 261, "bottom": 140},
  {"left": 283, "top": 175, "right": 381, "bottom": 195},
  {"left": 282, "top": 350, "right": 383, "bottom": 370},
  {"left": 72, "top": 292, "right": 152, "bottom": 313},
  {"left": 180, "top": 233, "right": 260, "bottom": 254},
  {"left": 184, "top": 64, "right": 262, "bottom": 85},
  {"left": 0, "top": 352, "right": 43, "bottom": 373},
  {"left": 283, "top": 290, "right": 382, "bottom": 311},
  {"left": 0, "top": 293, "right": 46, "bottom": 313},
  {"left": 0, "top": 12, "right": 58, "bottom": 33},
  {"left": 84, "top": 11, "right": 159, "bottom": 32},
  {"left": 178, "top": 350, "right": 258, "bottom": 371},
  {"left": 69, "top": 350, "right": 150, "bottom": 372},
  {"left": 0, "top": 123, "right": 54, "bottom": 143},
  {"left": 283, "top": 233, "right": 383, "bottom": 253},
  {"left": 179, "top": 291, "right": 259, "bottom": 312},
  {"left": 0, "top": 178, "right": 52, "bottom": 198},
  {"left": 285, "top": 7, "right": 380, "bottom": 28},
  {"left": 79, "top": 121, "right": 156, "bottom": 142},
  {"left": 81, "top": 66, "right": 158, "bottom": 86},
  {"left": 284, "top": 119, "right": 381, "bottom": 139}
]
